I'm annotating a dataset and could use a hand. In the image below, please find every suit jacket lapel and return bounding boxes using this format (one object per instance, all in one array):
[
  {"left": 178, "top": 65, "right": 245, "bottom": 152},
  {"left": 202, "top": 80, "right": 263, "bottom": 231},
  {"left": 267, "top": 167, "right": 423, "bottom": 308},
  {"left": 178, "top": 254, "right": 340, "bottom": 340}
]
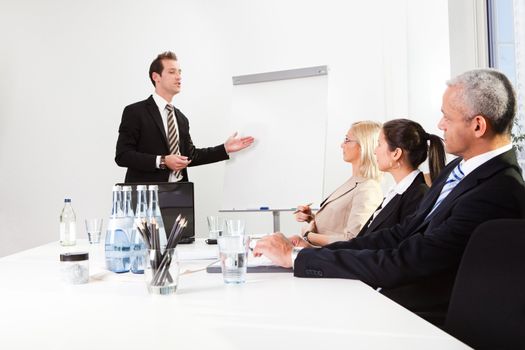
[
  {"left": 318, "top": 177, "right": 359, "bottom": 211},
  {"left": 405, "top": 158, "right": 460, "bottom": 234},
  {"left": 417, "top": 149, "right": 519, "bottom": 230},
  {"left": 366, "top": 195, "right": 401, "bottom": 232},
  {"left": 418, "top": 158, "right": 460, "bottom": 217},
  {"left": 146, "top": 95, "right": 170, "bottom": 149}
]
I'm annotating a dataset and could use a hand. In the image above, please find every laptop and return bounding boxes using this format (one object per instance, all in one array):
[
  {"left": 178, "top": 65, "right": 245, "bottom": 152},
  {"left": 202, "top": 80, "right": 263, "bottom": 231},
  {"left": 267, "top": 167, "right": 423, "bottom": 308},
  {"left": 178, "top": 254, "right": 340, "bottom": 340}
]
[{"left": 116, "top": 182, "right": 195, "bottom": 244}]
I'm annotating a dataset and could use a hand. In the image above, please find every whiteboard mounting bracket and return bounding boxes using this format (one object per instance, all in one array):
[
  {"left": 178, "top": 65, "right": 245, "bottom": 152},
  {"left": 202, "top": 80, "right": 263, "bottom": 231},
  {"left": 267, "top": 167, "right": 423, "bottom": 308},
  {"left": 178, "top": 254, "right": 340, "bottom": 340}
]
[{"left": 232, "top": 65, "right": 328, "bottom": 85}]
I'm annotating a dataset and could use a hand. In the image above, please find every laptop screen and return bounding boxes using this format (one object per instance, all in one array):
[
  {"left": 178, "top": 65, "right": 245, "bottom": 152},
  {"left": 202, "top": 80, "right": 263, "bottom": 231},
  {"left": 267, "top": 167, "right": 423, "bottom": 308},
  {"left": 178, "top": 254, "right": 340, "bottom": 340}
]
[{"left": 116, "top": 182, "right": 195, "bottom": 243}]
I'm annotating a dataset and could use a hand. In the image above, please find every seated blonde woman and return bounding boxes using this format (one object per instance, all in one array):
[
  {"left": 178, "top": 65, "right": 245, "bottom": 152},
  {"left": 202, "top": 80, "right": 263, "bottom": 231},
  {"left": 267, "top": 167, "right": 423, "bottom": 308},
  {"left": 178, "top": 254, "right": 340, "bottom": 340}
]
[{"left": 296, "top": 120, "right": 383, "bottom": 246}]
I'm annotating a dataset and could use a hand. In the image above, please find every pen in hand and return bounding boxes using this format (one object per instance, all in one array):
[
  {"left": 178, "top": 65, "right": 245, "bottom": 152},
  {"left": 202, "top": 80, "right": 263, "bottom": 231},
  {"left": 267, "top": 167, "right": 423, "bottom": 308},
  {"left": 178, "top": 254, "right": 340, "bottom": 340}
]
[{"left": 293, "top": 202, "right": 313, "bottom": 214}]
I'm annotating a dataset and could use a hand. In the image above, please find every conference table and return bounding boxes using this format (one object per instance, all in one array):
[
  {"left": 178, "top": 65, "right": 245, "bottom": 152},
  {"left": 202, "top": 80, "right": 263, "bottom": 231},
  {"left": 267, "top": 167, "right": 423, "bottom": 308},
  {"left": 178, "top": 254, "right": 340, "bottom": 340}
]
[{"left": 0, "top": 239, "right": 470, "bottom": 349}]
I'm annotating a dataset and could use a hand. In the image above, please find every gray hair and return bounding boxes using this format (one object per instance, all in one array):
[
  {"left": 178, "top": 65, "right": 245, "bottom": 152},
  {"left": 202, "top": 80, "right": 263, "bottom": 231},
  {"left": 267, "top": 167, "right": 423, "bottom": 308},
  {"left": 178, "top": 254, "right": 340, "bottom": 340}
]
[{"left": 446, "top": 69, "right": 516, "bottom": 135}]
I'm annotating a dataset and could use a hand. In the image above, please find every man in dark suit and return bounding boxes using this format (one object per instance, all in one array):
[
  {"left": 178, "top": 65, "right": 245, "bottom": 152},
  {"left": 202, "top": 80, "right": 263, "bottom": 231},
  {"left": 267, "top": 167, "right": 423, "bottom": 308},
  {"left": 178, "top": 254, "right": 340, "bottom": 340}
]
[
  {"left": 254, "top": 69, "right": 525, "bottom": 326},
  {"left": 115, "top": 51, "right": 254, "bottom": 183}
]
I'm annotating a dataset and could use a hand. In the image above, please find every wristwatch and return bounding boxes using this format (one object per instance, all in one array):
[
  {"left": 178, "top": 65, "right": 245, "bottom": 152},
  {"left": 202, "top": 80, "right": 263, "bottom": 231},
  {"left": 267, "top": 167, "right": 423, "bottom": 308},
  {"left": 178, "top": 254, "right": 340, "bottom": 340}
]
[
  {"left": 303, "top": 231, "right": 311, "bottom": 243},
  {"left": 159, "top": 155, "right": 167, "bottom": 170}
]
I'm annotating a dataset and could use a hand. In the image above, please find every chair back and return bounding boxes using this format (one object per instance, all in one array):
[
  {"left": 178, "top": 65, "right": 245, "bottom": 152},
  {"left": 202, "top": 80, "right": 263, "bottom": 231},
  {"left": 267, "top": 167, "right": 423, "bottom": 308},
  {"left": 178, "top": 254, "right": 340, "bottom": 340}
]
[{"left": 445, "top": 219, "right": 525, "bottom": 349}]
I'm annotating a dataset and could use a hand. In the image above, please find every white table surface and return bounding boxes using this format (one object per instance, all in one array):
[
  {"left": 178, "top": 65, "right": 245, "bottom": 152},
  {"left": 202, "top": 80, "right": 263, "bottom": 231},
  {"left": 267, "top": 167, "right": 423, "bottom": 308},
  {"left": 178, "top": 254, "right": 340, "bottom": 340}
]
[{"left": 0, "top": 239, "right": 470, "bottom": 349}]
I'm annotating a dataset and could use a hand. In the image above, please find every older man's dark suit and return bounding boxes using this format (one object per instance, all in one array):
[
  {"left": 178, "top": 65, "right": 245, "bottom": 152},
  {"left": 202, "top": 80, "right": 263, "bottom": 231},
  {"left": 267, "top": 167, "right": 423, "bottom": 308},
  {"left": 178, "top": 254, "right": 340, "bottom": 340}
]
[
  {"left": 115, "top": 96, "right": 229, "bottom": 182},
  {"left": 294, "top": 149, "right": 525, "bottom": 325},
  {"left": 357, "top": 172, "right": 428, "bottom": 237}
]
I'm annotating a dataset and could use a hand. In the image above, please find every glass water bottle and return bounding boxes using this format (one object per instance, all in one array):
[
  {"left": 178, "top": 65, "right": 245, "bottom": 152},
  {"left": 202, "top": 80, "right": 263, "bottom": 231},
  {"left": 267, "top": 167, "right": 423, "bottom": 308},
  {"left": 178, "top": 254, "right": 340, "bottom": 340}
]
[
  {"left": 59, "top": 198, "right": 77, "bottom": 246},
  {"left": 105, "top": 185, "right": 131, "bottom": 273},
  {"left": 148, "top": 185, "right": 167, "bottom": 249},
  {"left": 130, "top": 185, "right": 148, "bottom": 274}
]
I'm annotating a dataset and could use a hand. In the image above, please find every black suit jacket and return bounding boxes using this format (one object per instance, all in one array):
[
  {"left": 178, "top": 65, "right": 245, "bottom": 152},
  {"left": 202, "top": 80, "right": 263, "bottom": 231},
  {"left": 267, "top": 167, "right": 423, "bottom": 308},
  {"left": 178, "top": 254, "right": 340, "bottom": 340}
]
[
  {"left": 294, "top": 149, "right": 525, "bottom": 324},
  {"left": 115, "top": 96, "right": 229, "bottom": 182},
  {"left": 357, "top": 172, "right": 428, "bottom": 236}
]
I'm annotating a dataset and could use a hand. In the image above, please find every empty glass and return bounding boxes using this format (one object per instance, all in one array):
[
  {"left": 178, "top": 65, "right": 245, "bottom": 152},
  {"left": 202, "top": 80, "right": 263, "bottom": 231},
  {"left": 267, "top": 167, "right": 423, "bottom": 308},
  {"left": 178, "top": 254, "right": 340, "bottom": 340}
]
[
  {"left": 226, "top": 219, "right": 245, "bottom": 236},
  {"left": 85, "top": 218, "right": 103, "bottom": 244},
  {"left": 207, "top": 216, "right": 225, "bottom": 240}
]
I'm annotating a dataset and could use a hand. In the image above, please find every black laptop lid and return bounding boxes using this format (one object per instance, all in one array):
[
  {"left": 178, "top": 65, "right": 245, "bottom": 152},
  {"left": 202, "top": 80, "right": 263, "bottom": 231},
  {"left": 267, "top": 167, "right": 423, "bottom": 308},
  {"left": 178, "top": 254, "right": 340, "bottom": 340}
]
[{"left": 116, "top": 182, "right": 195, "bottom": 243}]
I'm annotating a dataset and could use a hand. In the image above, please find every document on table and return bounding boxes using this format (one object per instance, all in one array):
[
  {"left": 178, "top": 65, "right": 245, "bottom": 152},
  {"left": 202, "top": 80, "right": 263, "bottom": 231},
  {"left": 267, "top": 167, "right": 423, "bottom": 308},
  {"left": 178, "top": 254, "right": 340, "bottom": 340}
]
[
  {"left": 176, "top": 247, "right": 219, "bottom": 261},
  {"left": 206, "top": 255, "right": 292, "bottom": 273}
]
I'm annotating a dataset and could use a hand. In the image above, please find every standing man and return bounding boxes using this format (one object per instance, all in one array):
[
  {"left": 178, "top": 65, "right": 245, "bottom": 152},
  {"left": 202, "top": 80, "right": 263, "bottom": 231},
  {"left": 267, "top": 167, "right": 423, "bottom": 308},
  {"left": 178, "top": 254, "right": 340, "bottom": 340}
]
[
  {"left": 115, "top": 51, "right": 254, "bottom": 182},
  {"left": 254, "top": 69, "right": 525, "bottom": 325}
]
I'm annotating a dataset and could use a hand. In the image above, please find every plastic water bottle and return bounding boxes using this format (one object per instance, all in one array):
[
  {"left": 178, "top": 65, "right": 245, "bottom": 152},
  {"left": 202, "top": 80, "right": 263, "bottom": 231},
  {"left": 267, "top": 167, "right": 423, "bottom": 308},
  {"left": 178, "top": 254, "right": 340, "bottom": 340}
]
[
  {"left": 148, "top": 185, "right": 167, "bottom": 249},
  {"left": 105, "top": 186, "right": 131, "bottom": 273},
  {"left": 59, "top": 198, "right": 76, "bottom": 246},
  {"left": 130, "top": 185, "right": 147, "bottom": 274}
]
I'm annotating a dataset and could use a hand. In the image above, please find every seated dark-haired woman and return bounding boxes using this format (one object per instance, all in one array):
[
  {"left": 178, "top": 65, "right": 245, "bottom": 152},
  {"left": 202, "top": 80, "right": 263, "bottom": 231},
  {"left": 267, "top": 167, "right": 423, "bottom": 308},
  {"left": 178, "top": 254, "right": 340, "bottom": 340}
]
[{"left": 356, "top": 118, "right": 446, "bottom": 237}]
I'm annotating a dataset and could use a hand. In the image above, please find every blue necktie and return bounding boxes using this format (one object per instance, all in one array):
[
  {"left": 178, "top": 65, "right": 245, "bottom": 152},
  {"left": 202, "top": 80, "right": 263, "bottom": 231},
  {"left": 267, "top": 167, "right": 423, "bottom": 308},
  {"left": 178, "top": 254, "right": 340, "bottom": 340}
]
[{"left": 427, "top": 162, "right": 465, "bottom": 217}]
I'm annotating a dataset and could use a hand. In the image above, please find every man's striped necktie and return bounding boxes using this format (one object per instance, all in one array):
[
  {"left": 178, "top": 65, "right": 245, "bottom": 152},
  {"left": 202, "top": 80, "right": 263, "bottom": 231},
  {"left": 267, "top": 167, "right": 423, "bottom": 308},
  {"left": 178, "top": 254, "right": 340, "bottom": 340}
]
[
  {"left": 426, "top": 162, "right": 465, "bottom": 218},
  {"left": 166, "top": 104, "right": 182, "bottom": 181}
]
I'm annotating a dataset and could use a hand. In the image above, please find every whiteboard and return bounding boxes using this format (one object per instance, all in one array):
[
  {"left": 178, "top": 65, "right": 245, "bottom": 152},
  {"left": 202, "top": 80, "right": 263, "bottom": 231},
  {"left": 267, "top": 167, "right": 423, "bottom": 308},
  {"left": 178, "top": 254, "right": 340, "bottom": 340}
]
[{"left": 222, "top": 70, "right": 328, "bottom": 210}]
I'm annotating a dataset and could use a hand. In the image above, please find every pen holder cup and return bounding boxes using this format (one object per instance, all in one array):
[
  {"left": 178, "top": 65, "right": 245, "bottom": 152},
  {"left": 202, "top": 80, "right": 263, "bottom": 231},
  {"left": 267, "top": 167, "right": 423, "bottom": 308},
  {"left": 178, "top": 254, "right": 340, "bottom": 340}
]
[{"left": 145, "top": 248, "right": 179, "bottom": 295}]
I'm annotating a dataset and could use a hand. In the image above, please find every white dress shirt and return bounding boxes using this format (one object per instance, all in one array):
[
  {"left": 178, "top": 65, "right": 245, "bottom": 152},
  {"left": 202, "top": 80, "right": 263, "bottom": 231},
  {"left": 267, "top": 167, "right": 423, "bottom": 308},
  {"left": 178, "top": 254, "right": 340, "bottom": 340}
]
[
  {"left": 460, "top": 143, "right": 512, "bottom": 178},
  {"left": 369, "top": 170, "right": 421, "bottom": 223}
]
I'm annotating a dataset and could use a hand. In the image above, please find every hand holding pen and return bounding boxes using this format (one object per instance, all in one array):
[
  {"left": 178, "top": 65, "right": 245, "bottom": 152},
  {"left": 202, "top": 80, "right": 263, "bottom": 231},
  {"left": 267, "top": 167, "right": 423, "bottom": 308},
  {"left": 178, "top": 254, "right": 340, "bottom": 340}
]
[
  {"left": 165, "top": 154, "right": 192, "bottom": 171},
  {"left": 293, "top": 202, "right": 314, "bottom": 223}
]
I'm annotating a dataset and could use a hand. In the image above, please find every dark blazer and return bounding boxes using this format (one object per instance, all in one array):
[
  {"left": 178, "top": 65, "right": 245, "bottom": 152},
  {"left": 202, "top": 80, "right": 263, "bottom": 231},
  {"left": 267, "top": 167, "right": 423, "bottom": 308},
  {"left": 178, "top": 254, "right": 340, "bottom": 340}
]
[
  {"left": 294, "top": 149, "right": 525, "bottom": 325},
  {"left": 115, "top": 95, "right": 229, "bottom": 183},
  {"left": 357, "top": 172, "right": 428, "bottom": 236}
]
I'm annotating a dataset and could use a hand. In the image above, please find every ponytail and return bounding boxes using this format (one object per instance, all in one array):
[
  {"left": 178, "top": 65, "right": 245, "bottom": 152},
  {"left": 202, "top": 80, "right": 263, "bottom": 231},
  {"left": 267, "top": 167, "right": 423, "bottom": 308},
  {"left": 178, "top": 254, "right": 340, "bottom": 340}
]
[
  {"left": 382, "top": 119, "right": 446, "bottom": 182},
  {"left": 427, "top": 134, "right": 446, "bottom": 182}
]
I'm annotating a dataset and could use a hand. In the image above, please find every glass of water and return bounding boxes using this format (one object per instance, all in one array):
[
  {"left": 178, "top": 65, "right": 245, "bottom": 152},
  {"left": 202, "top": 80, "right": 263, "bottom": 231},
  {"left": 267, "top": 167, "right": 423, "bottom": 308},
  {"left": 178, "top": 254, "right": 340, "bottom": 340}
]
[{"left": 217, "top": 231, "right": 250, "bottom": 284}]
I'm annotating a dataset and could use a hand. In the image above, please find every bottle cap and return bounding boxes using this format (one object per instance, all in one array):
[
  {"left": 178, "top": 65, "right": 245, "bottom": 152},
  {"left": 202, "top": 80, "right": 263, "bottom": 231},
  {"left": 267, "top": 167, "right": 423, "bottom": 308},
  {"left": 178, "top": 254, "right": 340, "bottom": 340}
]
[
  {"left": 148, "top": 185, "right": 158, "bottom": 190},
  {"left": 136, "top": 185, "right": 147, "bottom": 190},
  {"left": 112, "top": 185, "right": 122, "bottom": 191},
  {"left": 64, "top": 198, "right": 71, "bottom": 203},
  {"left": 60, "top": 252, "right": 89, "bottom": 262},
  {"left": 122, "top": 186, "right": 132, "bottom": 191}
]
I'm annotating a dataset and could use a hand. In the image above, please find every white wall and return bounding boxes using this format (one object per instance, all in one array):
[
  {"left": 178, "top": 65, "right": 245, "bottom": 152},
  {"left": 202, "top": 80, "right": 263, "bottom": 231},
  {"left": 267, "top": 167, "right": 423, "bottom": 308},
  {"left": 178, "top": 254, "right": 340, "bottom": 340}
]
[
  {"left": 0, "top": 0, "right": 451, "bottom": 257},
  {"left": 448, "top": 0, "right": 489, "bottom": 76}
]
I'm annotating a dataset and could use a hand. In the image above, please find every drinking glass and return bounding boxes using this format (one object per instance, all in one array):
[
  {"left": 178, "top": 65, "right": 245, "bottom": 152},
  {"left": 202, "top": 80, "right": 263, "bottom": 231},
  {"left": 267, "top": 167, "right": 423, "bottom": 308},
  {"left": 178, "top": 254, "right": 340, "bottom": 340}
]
[
  {"left": 217, "top": 232, "right": 249, "bottom": 284},
  {"left": 226, "top": 219, "right": 245, "bottom": 236},
  {"left": 85, "top": 218, "right": 103, "bottom": 244},
  {"left": 207, "top": 216, "right": 225, "bottom": 240}
]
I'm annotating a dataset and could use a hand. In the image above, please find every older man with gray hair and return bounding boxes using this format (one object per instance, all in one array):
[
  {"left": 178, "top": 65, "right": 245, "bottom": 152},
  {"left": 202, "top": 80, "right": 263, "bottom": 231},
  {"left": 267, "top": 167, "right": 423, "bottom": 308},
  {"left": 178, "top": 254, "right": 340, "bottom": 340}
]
[{"left": 254, "top": 69, "right": 525, "bottom": 326}]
